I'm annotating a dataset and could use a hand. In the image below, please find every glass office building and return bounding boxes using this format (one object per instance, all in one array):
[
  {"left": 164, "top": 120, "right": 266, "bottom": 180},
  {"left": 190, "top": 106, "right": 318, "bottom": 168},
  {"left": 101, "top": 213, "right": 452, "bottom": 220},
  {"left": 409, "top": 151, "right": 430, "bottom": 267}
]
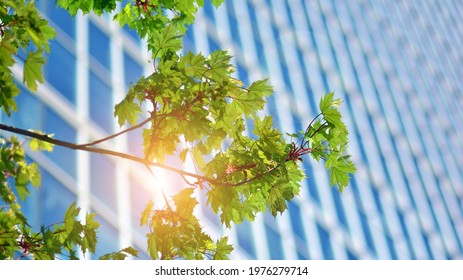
[{"left": 3, "top": 0, "right": 463, "bottom": 259}]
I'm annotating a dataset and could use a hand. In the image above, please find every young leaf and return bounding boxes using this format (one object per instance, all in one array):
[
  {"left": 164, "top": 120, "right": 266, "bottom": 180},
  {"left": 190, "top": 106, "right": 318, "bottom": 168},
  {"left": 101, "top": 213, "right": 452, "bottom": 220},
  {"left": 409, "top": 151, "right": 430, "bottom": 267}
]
[
  {"left": 23, "top": 50, "right": 45, "bottom": 91},
  {"left": 82, "top": 212, "right": 100, "bottom": 254},
  {"left": 114, "top": 98, "right": 142, "bottom": 127},
  {"left": 28, "top": 130, "right": 54, "bottom": 152},
  {"left": 211, "top": 0, "right": 226, "bottom": 8},
  {"left": 140, "top": 200, "right": 154, "bottom": 226},
  {"left": 212, "top": 236, "right": 233, "bottom": 260},
  {"left": 150, "top": 23, "right": 183, "bottom": 59}
]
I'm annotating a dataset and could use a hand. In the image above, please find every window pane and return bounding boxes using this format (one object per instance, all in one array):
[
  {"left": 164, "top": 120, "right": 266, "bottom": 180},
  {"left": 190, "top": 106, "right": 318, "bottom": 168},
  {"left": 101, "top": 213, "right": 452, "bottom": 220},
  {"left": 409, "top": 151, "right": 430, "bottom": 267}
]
[
  {"left": 89, "top": 72, "right": 113, "bottom": 133},
  {"left": 123, "top": 52, "right": 143, "bottom": 87},
  {"left": 4, "top": 84, "right": 44, "bottom": 130},
  {"left": 44, "top": 109, "right": 77, "bottom": 179},
  {"left": 89, "top": 21, "right": 111, "bottom": 69},
  {"left": 93, "top": 216, "right": 119, "bottom": 258},
  {"left": 265, "top": 224, "right": 284, "bottom": 259},
  {"left": 45, "top": 42, "right": 76, "bottom": 104},
  {"left": 129, "top": 177, "right": 151, "bottom": 231},
  {"left": 37, "top": 2, "right": 75, "bottom": 39},
  {"left": 41, "top": 171, "right": 76, "bottom": 227},
  {"left": 236, "top": 222, "right": 257, "bottom": 258},
  {"left": 91, "top": 154, "right": 117, "bottom": 212}
]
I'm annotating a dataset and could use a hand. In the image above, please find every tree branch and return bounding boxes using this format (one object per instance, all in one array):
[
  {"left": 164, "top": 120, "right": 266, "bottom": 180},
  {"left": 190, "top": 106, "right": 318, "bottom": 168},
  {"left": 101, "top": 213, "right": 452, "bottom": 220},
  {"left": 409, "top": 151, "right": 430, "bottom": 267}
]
[
  {"left": 0, "top": 122, "right": 204, "bottom": 181},
  {"left": 77, "top": 117, "right": 151, "bottom": 147},
  {"left": 0, "top": 122, "right": 280, "bottom": 188}
]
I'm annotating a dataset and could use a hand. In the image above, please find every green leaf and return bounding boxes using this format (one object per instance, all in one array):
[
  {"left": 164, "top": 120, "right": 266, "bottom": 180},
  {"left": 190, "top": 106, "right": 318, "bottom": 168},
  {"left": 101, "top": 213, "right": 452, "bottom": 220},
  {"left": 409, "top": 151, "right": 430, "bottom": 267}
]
[
  {"left": 28, "top": 131, "right": 54, "bottom": 152},
  {"left": 56, "top": 0, "right": 117, "bottom": 16},
  {"left": 23, "top": 50, "right": 45, "bottom": 91},
  {"left": 213, "top": 236, "right": 233, "bottom": 260},
  {"left": 172, "top": 188, "right": 197, "bottom": 217},
  {"left": 64, "top": 202, "right": 80, "bottom": 234},
  {"left": 140, "top": 200, "right": 153, "bottom": 226},
  {"left": 83, "top": 212, "right": 100, "bottom": 253},
  {"left": 27, "top": 163, "right": 41, "bottom": 187},
  {"left": 211, "top": 0, "right": 226, "bottom": 8},
  {"left": 150, "top": 23, "right": 183, "bottom": 59},
  {"left": 114, "top": 98, "right": 142, "bottom": 127},
  {"left": 206, "top": 49, "right": 232, "bottom": 82},
  {"left": 99, "top": 247, "right": 138, "bottom": 260},
  {"left": 248, "top": 79, "right": 273, "bottom": 97},
  {"left": 147, "top": 233, "right": 158, "bottom": 259},
  {"left": 326, "top": 155, "right": 356, "bottom": 192}
]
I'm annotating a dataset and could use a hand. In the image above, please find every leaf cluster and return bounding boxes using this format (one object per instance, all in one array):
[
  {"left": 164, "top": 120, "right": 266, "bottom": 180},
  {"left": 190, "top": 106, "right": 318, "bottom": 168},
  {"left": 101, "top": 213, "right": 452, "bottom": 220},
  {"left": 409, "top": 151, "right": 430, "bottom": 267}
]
[
  {"left": 303, "top": 92, "right": 356, "bottom": 191},
  {"left": 0, "top": 137, "right": 100, "bottom": 259},
  {"left": 141, "top": 188, "right": 233, "bottom": 260},
  {"left": 0, "top": 0, "right": 56, "bottom": 115}
]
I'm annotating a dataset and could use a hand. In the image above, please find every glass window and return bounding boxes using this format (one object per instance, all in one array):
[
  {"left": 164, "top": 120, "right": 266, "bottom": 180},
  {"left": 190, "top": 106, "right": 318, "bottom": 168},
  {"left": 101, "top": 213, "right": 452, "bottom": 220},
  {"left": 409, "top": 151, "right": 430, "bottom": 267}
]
[
  {"left": 89, "top": 72, "right": 113, "bottom": 133},
  {"left": 124, "top": 25, "right": 141, "bottom": 42},
  {"left": 37, "top": 2, "right": 75, "bottom": 39},
  {"left": 40, "top": 171, "right": 76, "bottom": 227},
  {"left": 246, "top": 2, "right": 268, "bottom": 73},
  {"left": 204, "top": 0, "right": 216, "bottom": 22},
  {"left": 420, "top": 232, "right": 433, "bottom": 259},
  {"left": 359, "top": 211, "right": 376, "bottom": 256},
  {"left": 45, "top": 42, "right": 76, "bottom": 104},
  {"left": 316, "top": 223, "right": 334, "bottom": 259},
  {"left": 287, "top": 201, "right": 306, "bottom": 242},
  {"left": 207, "top": 37, "right": 220, "bottom": 53},
  {"left": 5, "top": 85, "right": 44, "bottom": 130},
  {"left": 123, "top": 52, "right": 144, "bottom": 87},
  {"left": 385, "top": 235, "right": 398, "bottom": 260},
  {"left": 225, "top": 2, "right": 242, "bottom": 49},
  {"left": 397, "top": 210, "right": 416, "bottom": 259},
  {"left": 129, "top": 177, "right": 152, "bottom": 231},
  {"left": 89, "top": 21, "right": 111, "bottom": 69},
  {"left": 346, "top": 249, "right": 358, "bottom": 260},
  {"left": 236, "top": 63, "right": 249, "bottom": 86},
  {"left": 183, "top": 26, "right": 196, "bottom": 54},
  {"left": 44, "top": 109, "right": 77, "bottom": 179},
  {"left": 331, "top": 188, "right": 349, "bottom": 232},
  {"left": 91, "top": 154, "right": 117, "bottom": 212},
  {"left": 303, "top": 161, "right": 321, "bottom": 205},
  {"left": 93, "top": 216, "right": 119, "bottom": 259},
  {"left": 235, "top": 221, "right": 257, "bottom": 259},
  {"left": 371, "top": 187, "right": 384, "bottom": 216},
  {"left": 264, "top": 224, "right": 284, "bottom": 259},
  {"left": 128, "top": 129, "right": 144, "bottom": 157}
]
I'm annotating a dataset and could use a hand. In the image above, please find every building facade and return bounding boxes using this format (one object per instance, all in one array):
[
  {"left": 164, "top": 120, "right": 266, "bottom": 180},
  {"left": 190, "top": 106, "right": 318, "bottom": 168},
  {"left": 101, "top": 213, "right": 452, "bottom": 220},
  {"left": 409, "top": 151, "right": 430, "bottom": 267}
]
[{"left": 3, "top": 0, "right": 463, "bottom": 259}]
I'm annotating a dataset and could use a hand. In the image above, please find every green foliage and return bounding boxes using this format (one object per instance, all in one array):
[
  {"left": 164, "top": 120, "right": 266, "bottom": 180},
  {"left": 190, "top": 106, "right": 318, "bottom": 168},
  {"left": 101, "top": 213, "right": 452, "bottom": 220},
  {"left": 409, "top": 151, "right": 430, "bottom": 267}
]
[
  {"left": 99, "top": 247, "right": 139, "bottom": 260},
  {"left": 23, "top": 49, "right": 45, "bottom": 91},
  {"left": 0, "top": 0, "right": 355, "bottom": 260},
  {"left": 56, "top": 0, "right": 118, "bottom": 16},
  {"left": 114, "top": 96, "right": 142, "bottom": 127},
  {"left": 303, "top": 92, "right": 356, "bottom": 192},
  {"left": 141, "top": 188, "right": 233, "bottom": 260},
  {"left": 28, "top": 131, "right": 55, "bottom": 152},
  {"left": 0, "top": 0, "right": 56, "bottom": 115},
  {"left": 0, "top": 137, "right": 100, "bottom": 259}
]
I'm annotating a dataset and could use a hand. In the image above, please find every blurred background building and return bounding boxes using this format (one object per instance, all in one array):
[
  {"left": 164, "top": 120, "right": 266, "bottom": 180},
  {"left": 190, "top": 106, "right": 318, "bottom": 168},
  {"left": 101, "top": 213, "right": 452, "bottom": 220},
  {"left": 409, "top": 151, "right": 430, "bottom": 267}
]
[{"left": 2, "top": 0, "right": 463, "bottom": 259}]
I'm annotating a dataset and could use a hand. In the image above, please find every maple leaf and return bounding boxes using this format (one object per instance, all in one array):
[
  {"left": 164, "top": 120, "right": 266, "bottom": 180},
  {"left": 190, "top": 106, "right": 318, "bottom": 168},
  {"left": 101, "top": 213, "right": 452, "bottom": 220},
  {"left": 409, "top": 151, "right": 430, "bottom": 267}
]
[{"left": 23, "top": 50, "right": 45, "bottom": 91}]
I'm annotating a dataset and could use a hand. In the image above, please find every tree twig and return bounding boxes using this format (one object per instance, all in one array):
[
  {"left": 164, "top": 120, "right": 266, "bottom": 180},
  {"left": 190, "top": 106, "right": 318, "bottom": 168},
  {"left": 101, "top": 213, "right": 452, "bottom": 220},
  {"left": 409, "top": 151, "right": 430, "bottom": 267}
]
[
  {"left": 0, "top": 122, "right": 279, "bottom": 188},
  {"left": 77, "top": 117, "right": 151, "bottom": 148}
]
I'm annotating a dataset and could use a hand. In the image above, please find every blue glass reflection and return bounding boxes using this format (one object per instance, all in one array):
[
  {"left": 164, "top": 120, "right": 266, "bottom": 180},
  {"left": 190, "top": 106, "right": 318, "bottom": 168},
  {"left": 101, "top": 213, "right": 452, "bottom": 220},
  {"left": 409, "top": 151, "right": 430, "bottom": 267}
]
[
  {"left": 89, "top": 72, "right": 113, "bottom": 133},
  {"left": 45, "top": 42, "right": 76, "bottom": 104}
]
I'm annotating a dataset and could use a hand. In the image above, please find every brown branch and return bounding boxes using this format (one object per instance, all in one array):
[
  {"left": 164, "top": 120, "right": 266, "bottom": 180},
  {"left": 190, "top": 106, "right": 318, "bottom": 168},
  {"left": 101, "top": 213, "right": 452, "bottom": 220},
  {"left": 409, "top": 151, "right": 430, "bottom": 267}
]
[
  {"left": 0, "top": 122, "right": 280, "bottom": 188},
  {"left": 0, "top": 122, "right": 204, "bottom": 181},
  {"left": 77, "top": 117, "right": 151, "bottom": 147}
]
